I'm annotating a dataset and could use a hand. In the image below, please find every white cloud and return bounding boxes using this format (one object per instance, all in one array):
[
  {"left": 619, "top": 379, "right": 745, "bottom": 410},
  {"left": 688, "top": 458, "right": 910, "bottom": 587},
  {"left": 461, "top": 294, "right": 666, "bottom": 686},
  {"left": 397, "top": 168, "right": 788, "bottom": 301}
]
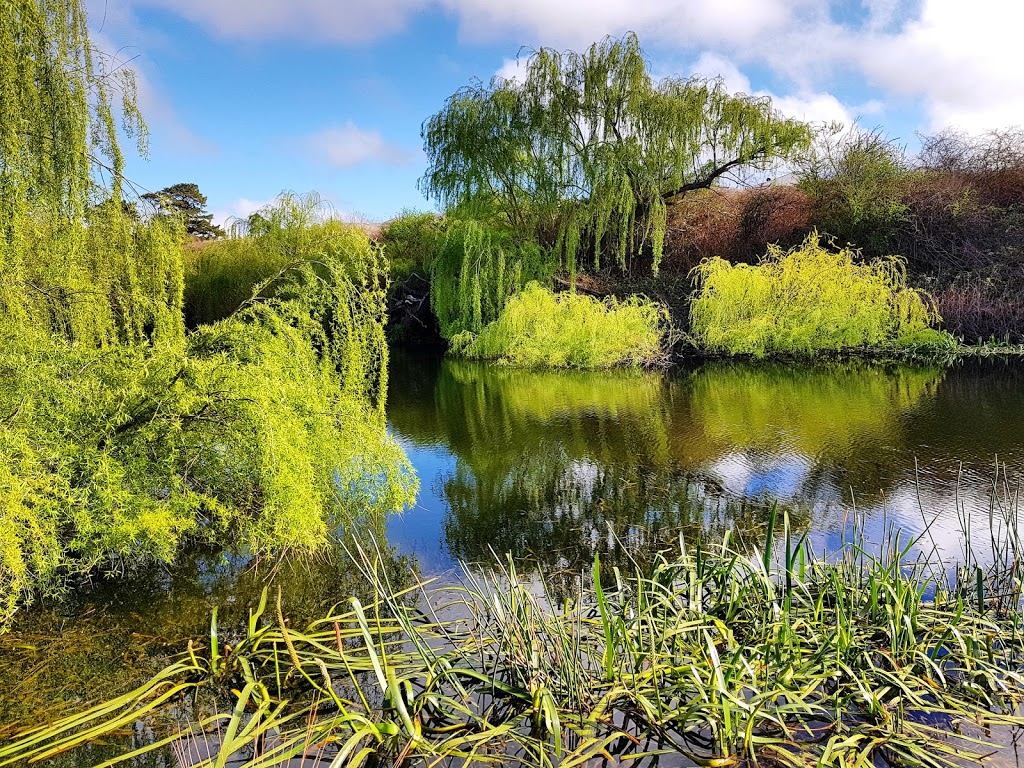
[
  {"left": 211, "top": 197, "right": 276, "bottom": 228},
  {"left": 114, "top": 0, "right": 1024, "bottom": 140},
  {"left": 305, "top": 123, "right": 414, "bottom": 169},
  {"left": 444, "top": 0, "right": 805, "bottom": 49},
  {"left": 858, "top": 0, "right": 1024, "bottom": 132},
  {"left": 689, "top": 52, "right": 752, "bottom": 94},
  {"left": 771, "top": 92, "right": 853, "bottom": 128},
  {"left": 495, "top": 57, "right": 528, "bottom": 84}
]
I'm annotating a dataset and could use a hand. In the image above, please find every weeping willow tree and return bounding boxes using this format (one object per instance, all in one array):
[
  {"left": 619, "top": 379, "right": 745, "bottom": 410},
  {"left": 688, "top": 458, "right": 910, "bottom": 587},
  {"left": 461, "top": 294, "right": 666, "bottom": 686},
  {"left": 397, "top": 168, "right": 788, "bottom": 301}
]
[
  {"left": 0, "top": 0, "right": 415, "bottom": 626},
  {"left": 421, "top": 33, "right": 814, "bottom": 276},
  {"left": 0, "top": 0, "right": 184, "bottom": 347},
  {"left": 430, "top": 218, "right": 553, "bottom": 338}
]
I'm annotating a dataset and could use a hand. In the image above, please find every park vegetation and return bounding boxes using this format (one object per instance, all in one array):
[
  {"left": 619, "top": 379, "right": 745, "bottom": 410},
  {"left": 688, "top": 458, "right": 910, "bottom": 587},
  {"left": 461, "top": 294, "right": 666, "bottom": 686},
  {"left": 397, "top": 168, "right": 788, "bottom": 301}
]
[
  {"left": 0, "top": 0, "right": 415, "bottom": 625},
  {"left": 406, "top": 35, "right": 1024, "bottom": 364},
  {"left": 452, "top": 282, "right": 667, "bottom": 367},
  {"left": 412, "top": 33, "right": 816, "bottom": 365}
]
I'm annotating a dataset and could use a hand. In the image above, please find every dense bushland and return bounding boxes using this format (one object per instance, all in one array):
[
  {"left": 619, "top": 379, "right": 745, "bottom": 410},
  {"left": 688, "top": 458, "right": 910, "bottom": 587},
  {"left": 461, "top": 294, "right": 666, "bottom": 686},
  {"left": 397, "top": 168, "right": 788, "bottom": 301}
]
[
  {"left": 690, "top": 232, "right": 953, "bottom": 356},
  {"left": 661, "top": 186, "right": 813, "bottom": 274},
  {"left": 451, "top": 282, "right": 667, "bottom": 367},
  {"left": 797, "top": 128, "right": 1024, "bottom": 341}
]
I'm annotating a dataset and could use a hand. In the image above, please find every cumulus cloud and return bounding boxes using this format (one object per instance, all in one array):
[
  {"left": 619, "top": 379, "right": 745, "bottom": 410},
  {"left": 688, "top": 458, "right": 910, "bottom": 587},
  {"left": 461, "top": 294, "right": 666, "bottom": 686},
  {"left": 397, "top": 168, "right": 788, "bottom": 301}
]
[
  {"left": 858, "top": 0, "right": 1024, "bottom": 132},
  {"left": 494, "top": 57, "right": 528, "bottom": 84},
  {"left": 444, "top": 0, "right": 805, "bottom": 49},
  {"left": 305, "top": 123, "right": 414, "bottom": 168},
  {"left": 117, "top": 0, "right": 1023, "bottom": 138},
  {"left": 211, "top": 197, "right": 276, "bottom": 228}
]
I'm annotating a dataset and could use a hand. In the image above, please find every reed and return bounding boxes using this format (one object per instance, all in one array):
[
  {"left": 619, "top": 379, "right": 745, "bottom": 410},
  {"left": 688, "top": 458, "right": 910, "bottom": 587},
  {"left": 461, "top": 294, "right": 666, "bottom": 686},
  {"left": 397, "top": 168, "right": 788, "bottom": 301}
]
[{"left": 4, "top": 509, "right": 1024, "bottom": 768}]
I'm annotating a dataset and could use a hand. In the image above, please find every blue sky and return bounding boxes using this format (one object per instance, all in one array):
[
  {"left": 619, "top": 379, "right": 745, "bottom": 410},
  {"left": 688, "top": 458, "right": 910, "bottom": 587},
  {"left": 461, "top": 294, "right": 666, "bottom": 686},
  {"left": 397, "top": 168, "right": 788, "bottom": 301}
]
[{"left": 87, "top": 0, "right": 1023, "bottom": 224}]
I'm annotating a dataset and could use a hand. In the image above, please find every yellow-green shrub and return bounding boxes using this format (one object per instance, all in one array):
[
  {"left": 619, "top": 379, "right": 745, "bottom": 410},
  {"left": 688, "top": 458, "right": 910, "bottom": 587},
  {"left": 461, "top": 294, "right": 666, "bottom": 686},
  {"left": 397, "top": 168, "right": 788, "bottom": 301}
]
[
  {"left": 453, "top": 282, "right": 667, "bottom": 368},
  {"left": 689, "top": 231, "right": 954, "bottom": 357}
]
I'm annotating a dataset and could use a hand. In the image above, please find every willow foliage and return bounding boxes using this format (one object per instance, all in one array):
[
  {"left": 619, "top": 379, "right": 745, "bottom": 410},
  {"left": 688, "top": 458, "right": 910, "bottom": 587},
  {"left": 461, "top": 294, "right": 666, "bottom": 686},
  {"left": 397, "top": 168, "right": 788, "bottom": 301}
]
[
  {"left": 421, "top": 33, "right": 813, "bottom": 275},
  {"left": 689, "top": 231, "right": 953, "bottom": 357},
  {"left": 452, "top": 282, "right": 667, "bottom": 368},
  {"left": 0, "top": 201, "right": 416, "bottom": 625},
  {"left": 430, "top": 218, "right": 553, "bottom": 339},
  {"left": 0, "top": 1, "right": 415, "bottom": 625},
  {"left": 0, "top": 1, "right": 182, "bottom": 348}
]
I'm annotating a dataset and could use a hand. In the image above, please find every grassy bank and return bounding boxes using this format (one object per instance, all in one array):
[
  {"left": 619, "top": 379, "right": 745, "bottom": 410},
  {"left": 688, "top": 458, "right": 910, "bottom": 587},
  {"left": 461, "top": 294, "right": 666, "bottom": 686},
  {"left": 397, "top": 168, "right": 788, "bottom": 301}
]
[{"left": 6, "top": 507, "right": 1024, "bottom": 767}]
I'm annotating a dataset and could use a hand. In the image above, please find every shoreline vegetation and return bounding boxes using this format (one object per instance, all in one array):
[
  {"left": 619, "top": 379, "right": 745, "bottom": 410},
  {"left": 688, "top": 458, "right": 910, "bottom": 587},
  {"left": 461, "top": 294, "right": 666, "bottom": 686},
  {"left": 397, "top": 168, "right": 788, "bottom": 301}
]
[
  {"left": 6, "top": 509, "right": 1024, "bottom": 768},
  {"left": 6, "top": 5, "right": 1024, "bottom": 768}
]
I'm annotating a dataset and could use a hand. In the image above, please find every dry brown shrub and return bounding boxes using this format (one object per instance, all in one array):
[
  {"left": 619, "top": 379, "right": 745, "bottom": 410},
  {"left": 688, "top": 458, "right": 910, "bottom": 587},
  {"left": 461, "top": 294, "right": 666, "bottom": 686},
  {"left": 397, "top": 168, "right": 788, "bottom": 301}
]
[
  {"left": 931, "top": 273, "right": 1024, "bottom": 343},
  {"left": 661, "top": 186, "right": 812, "bottom": 274}
]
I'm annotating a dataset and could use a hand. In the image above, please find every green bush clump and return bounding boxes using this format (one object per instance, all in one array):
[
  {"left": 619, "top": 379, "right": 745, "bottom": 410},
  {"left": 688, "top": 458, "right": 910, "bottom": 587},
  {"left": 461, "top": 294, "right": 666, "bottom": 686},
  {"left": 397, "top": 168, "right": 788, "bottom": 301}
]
[
  {"left": 452, "top": 282, "right": 667, "bottom": 368},
  {"left": 689, "top": 231, "right": 954, "bottom": 357},
  {"left": 183, "top": 193, "right": 376, "bottom": 327},
  {"left": 380, "top": 210, "right": 445, "bottom": 286}
]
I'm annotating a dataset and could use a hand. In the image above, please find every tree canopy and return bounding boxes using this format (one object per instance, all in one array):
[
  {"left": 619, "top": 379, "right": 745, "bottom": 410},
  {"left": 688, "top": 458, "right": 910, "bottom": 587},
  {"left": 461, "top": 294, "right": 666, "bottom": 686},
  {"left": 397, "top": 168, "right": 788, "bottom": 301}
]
[
  {"left": 420, "top": 34, "right": 814, "bottom": 273},
  {"left": 142, "top": 182, "right": 225, "bottom": 239}
]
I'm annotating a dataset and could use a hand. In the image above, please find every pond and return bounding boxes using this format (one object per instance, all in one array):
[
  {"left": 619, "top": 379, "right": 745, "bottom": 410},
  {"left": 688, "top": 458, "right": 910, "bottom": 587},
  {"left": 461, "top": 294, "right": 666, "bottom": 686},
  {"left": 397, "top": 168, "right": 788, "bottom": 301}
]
[
  {"left": 388, "top": 351, "right": 1024, "bottom": 578},
  {"left": 4, "top": 352, "right": 1024, "bottom": 761}
]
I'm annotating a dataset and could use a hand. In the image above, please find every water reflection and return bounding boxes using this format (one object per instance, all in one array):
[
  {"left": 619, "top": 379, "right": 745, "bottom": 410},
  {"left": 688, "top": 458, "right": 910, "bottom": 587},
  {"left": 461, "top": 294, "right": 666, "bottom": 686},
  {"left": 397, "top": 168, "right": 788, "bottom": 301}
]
[{"left": 388, "top": 352, "right": 1024, "bottom": 576}]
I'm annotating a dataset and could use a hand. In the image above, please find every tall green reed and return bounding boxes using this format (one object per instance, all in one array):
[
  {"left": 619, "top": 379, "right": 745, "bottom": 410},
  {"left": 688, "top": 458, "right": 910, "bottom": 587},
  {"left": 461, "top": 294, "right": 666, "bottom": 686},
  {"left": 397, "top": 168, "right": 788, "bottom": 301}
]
[{"left": 5, "top": 511, "right": 1024, "bottom": 768}]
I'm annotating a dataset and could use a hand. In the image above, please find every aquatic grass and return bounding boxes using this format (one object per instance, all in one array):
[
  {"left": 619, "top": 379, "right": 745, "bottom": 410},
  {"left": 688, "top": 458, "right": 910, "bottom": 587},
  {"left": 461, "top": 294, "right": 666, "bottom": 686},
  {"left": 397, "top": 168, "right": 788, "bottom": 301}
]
[{"left": 5, "top": 516, "right": 1024, "bottom": 768}]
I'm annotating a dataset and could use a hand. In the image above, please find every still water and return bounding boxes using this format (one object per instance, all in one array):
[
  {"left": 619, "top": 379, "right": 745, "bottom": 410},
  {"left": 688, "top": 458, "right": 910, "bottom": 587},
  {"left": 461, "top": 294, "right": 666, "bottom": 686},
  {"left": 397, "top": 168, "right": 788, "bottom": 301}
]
[
  {"left": 387, "top": 351, "right": 1024, "bottom": 576},
  {"left": 4, "top": 352, "right": 1024, "bottom": 746}
]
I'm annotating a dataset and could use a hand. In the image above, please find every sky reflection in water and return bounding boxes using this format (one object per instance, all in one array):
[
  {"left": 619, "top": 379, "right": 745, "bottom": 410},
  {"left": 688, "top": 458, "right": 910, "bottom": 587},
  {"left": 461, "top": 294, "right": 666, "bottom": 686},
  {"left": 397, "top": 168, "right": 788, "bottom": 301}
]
[{"left": 386, "top": 351, "right": 1024, "bottom": 575}]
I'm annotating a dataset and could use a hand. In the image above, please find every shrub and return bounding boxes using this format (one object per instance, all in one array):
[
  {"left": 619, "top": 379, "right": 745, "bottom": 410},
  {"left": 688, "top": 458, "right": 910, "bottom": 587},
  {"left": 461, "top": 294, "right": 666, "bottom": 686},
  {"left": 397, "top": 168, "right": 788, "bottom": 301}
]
[
  {"left": 663, "top": 187, "right": 813, "bottom": 274},
  {"left": 453, "top": 282, "right": 667, "bottom": 368},
  {"left": 798, "top": 128, "right": 910, "bottom": 255},
  {"left": 689, "top": 231, "right": 953, "bottom": 357},
  {"left": 380, "top": 210, "right": 445, "bottom": 286},
  {"left": 183, "top": 193, "right": 378, "bottom": 327}
]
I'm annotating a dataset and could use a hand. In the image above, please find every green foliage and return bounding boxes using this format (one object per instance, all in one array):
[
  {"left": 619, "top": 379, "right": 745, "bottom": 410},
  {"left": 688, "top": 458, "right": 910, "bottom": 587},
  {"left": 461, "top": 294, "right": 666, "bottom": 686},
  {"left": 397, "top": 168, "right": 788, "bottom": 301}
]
[
  {"left": 430, "top": 218, "right": 553, "bottom": 339},
  {"left": 421, "top": 33, "right": 813, "bottom": 274},
  {"left": 690, "top": 231, "right": 953, "bottom": 356},
  {"left": 453, "top": 282, "right": 667, "bottom": 368},
  {"left": 142, "top": 182, "right": 225, "bottom": 240},
  {"left": 0, "top": 0, "right": 145, "bottom": 234},
  {"left": 0, "top": 215, "right": 416, "bottom": 625},
  {"left": 184, "top": 192, "right": 375, "bottom": 327},
  {"left": 379, "top": 210, "right": 445, "bottom": 286},
  {"left": 0, "top": 0, "right": 416, "bottom": 624},
  {"left": 798, "top": 128, "right": 910, "bottom": 254},
  {"left": 12, "top": 521, "right": 1024, "bottom": 768}
]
